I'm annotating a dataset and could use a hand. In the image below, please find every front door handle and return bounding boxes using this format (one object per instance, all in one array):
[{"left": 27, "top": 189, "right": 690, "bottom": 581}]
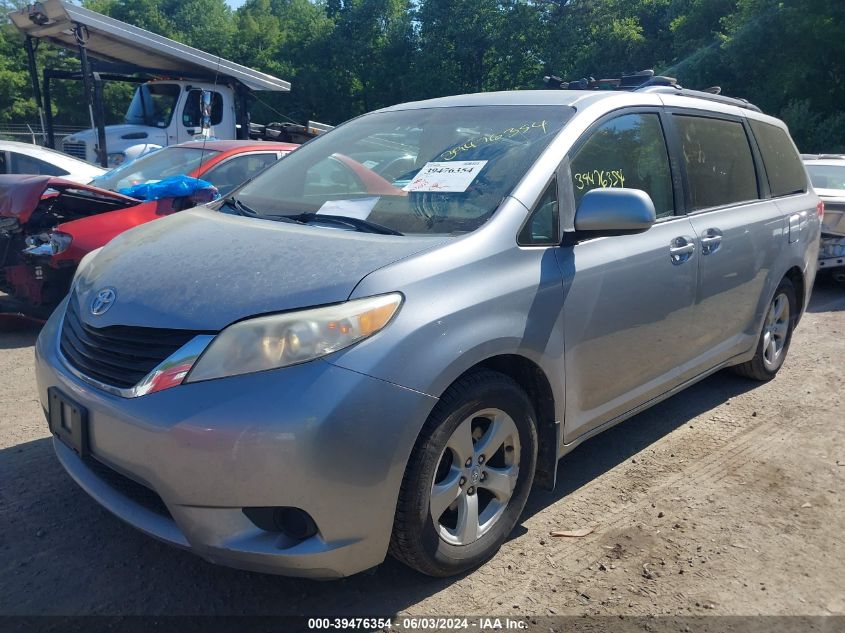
[
  {"left": 787, "top": 214, "right": 802, "bottom": 243},
  {"left": 669, "top": 235, "right": 696, "bottom": 265},
  {"left": 700, "top": 228, "right": 723, "bottom": 255}
]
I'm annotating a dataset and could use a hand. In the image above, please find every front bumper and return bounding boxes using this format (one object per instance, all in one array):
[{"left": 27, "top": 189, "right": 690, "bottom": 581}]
[{"left": 35, "top": 300, "right": 437, "bottom": 578}]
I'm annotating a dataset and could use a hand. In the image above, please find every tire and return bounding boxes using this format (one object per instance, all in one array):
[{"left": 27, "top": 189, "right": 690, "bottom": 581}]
[
  {"left": 389, "top": 369, "right": 538, "bottom": 577},
  {"left": 732, "top": 277, "right": 797, "bottom": 381}
]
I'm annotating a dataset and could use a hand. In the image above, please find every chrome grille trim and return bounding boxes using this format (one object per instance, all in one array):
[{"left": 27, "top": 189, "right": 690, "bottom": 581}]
[{"left": 57, "top": 298, "right": 215, "bottom": 398}]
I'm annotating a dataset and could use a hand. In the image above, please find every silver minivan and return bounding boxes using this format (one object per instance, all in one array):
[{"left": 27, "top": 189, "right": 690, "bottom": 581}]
[{"left": 35, "top": 88, "right": 821, "bottom": 579}]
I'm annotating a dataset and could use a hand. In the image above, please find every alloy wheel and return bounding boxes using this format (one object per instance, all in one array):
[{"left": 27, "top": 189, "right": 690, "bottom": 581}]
[
  {"left": 429, "top": 408, "right": 521, "bottom": 546},
  {"left": 762, "top": 292, "right": 790, "bottom": 370}
]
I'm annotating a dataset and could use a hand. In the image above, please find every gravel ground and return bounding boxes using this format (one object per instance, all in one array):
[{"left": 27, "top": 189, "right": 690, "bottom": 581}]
[{"left": 0, "top": 278, "right": 843, "bottom": 625}]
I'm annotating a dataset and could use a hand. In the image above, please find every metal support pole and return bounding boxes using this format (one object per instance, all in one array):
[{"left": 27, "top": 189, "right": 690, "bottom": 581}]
[
  {"left": 93, "top": 72, "right": 108, "bottom": 155},
  {"left": 74, "top": 22, "right": 108, "bottom": 166},
  {"left": 43, "top": 72, "right": 55, "bottom": 149},
  {"left": 24, "top": 36, "right": 47, "bottom": 144},
  {"left": 237, "top": 85, "right": 250, "bottom": 140}
]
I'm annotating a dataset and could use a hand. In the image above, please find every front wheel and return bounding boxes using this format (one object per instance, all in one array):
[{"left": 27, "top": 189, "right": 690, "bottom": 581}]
[
  {"left": 389, "top": 370, "right": 538, "bottom": 576},
  {"left": 732, "top": 277, "right": 797, "bottom": 381}
]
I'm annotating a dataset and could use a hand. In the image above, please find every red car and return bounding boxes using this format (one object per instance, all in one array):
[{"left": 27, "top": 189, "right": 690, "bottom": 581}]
[{"left": 0, "top": 140, "right": 296, "bottom": 316}]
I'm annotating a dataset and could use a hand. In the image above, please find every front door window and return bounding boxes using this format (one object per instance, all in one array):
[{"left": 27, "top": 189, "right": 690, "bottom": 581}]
[{"left": 570, "top": 113, "right": 674, "bottom": 219}]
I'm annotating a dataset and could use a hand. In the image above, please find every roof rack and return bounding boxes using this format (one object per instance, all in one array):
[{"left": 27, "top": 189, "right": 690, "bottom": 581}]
[
  {"left": 640, "top": 85, "right": 762, "bottom": 113},
  {"left": 800, "top": 154, "right": 845, "bottom": 161},
  {"left": 543, "top": 69, "right": 761, "bottom": 113}
]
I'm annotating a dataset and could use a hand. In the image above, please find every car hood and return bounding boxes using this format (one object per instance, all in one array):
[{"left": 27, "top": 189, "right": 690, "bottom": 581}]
[
  {"left": 67, "top": 124, "right": 167, "bottom": 146},
  {"left": 0, "top": 175, "right": 137, "bottom": 224},
  {"left": 73, "top": 206, "right": 447, "bottom": 330},
  {"left": 814, "top": 188, "right": 845, "bottom": 200},
  {"left": 62, "top": 172, "right": 104, "bottom": 185},
  {"left": 0, "top": 175, "right": 52, "bottom": 222}
]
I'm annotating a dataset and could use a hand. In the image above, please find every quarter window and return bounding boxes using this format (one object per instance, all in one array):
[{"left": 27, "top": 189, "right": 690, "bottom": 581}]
[
  {"left": 570, "top": 113, "right": 674, "bottom": 219},
  {"left": 518, "top": 179, "right": 559, "bottom": 246},
  {"left": 749, "top": 120, "right": 807, "bottom": 197},
  {"left": 674, "top": 115, "right": 758, "bottom": 210}
]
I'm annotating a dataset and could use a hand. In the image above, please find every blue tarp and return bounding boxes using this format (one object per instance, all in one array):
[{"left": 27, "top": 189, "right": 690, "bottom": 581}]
[{"left": 118, "top": 174, "right": 219, "bottom": 201}]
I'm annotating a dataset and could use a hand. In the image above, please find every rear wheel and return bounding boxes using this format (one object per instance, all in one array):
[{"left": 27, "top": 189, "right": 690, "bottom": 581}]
[
  {"left": 732, "top": 277, "right": 797, "bottom": 381},
  {"left": 389, "top": 370, "right": 538, "bottom": 576}
]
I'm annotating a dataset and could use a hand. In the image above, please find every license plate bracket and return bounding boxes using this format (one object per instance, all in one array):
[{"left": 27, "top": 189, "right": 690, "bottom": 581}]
[{"left": 48, "top": 387, "right": 89, "bottom": 459}]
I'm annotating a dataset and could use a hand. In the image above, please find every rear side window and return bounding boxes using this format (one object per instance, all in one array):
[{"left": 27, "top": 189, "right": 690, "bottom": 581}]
[
  {"left": 202, "top": 153, "right": 279, "bottom": 196},
  {"left": 749, "top": 120, "right": 807, "bottom": 196},
  {"left": 9, "top": 152, "right": 67, "bottom": 176},
  {"left": 674, "top": 115, "right": 758, "bottom": 211},
  {"left": 570, "top": 113, "right": 674, "bottom": 219}
]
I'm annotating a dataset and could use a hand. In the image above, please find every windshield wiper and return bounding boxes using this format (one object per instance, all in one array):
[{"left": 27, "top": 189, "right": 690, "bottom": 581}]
[
  {"left": 222, "top": 202, "right": 403, "bottom": 235},
  {"left": 287, "top": 212, "right": 404, "bottom": 236},
  {"left": 223, "top": 197, "right": 260, "bottom": 216},
  {"left": 223, "top": 197, "right": 304, "bottom": 225}
]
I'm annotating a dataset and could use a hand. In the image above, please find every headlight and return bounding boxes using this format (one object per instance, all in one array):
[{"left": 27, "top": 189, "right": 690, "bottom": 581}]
[
  {"left": 22, "top": 231, "right": 71, "bottom": 256},
  {"left": 185, "top": 293, "right": 403, "bottom": 383},
  {"left": 50, "top": 232, "right": 72, "bottom": 255},
  {"left": 107, "top": 152, "right": 126, "bottom": 167}
]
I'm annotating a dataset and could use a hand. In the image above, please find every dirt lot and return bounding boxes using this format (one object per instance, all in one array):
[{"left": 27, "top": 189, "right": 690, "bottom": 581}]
[{"left": 1, "top": 278, "right": 843, "bottom": 626}]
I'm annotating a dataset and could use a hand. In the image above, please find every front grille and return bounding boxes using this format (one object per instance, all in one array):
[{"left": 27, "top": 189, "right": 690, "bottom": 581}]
[
  {"left": 86, "top": 457, "right": 172, "bottom": 519},
  {"left": 62, "top": 140, "right": 87, "bottom": 160},
  {"left": 60, "top": 297, "right": 202, "bottom": 389}
]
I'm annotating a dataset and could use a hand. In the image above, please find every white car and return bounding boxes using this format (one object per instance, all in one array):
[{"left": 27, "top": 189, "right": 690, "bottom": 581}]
[
  {"left": 803, "top": 154, "right": 845, "bottom": 278},
  {"left": 0, "top": 140, "right": 105, "bottom": 184}
]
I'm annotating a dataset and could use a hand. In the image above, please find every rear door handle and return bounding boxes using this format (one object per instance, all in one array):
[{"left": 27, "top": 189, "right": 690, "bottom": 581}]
[
  {"left": 700, "top": 228, "right": 723, "bottom": 255},
  {"left": 669, "top": 235, "right": 696, "bottom": 265}
]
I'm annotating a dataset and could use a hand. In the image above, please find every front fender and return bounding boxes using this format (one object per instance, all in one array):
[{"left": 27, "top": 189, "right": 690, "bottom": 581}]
[{"left": 327, "top": 240, "right": 567, "bottom": 420}]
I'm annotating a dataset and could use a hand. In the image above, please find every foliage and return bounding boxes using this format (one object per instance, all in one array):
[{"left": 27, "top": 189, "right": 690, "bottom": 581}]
[{"left": 0, "top": 0, "right": 842, "bottom": 150}]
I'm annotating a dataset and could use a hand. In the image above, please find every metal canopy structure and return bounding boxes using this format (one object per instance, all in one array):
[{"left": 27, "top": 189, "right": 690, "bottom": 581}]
[{"left": 9, "top": 0, "right": 291, "bottom": 92}]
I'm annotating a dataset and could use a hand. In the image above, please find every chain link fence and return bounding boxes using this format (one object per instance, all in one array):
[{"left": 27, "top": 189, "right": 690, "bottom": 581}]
[{"left": 0, "top": 124, "right": 87, "bottom": 148}]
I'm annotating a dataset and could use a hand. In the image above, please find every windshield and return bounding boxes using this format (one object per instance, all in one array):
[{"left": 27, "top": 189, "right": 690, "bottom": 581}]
[
  {"left": 91, "top": 147, "right": 219, "bottom": 192},
  {"left": 233, "top": 105, "right": 574, "bottom": 235},
  {"left": 806, "top": 164, "right": 845, "bottom": 191},
  {"left": 125, "top": 83, "right": 181, "bottom": 128}
]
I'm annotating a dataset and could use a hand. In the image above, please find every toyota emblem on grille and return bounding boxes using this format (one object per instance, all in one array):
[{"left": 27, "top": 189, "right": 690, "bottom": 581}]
[{"left": 90, "top": 287, "right": 117, "bottom": 316}]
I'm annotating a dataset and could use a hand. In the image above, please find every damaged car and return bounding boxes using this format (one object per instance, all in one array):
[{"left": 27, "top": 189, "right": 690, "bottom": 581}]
[
  {"left": 0, "top": 175, "right": 217, "bottom": 317},
  {"left": 0, "top": 140, "right": 296, "bottom": 317},
  {"left": 802, "top": 154, "right": 845, "bottom": 281}
]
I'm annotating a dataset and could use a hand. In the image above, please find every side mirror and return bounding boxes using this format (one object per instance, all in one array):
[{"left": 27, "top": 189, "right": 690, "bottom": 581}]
[
  {"left": 191, "top": 187, "right": 217, "bottom": 206},
  {"left": 199, "top": 91, "right": 213, "bottom": 132},
  {"left": 171, "top": 186, "right": 218, "bottom": 212},
  {"left": 574, "top": 188, "right": 656, "bottom": 235}
]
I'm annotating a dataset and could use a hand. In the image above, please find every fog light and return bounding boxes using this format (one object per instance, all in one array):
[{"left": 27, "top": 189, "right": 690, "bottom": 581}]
[
  {"left": 243, "top": 506, "right": 318, "bottom": 541},
  {"left": 274, "top": 507, "right": 318, "bottom": 540}
]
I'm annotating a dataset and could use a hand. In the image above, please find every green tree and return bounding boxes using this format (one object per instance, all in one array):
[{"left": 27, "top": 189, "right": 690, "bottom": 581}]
[{"left": 0, "top": 0, "right": 843, "bottom": 150}]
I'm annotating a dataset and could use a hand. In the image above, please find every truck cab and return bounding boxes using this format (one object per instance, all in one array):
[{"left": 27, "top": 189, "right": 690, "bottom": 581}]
[{"left": 62, "top": 80, "right": 236, "bottom": 166}]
